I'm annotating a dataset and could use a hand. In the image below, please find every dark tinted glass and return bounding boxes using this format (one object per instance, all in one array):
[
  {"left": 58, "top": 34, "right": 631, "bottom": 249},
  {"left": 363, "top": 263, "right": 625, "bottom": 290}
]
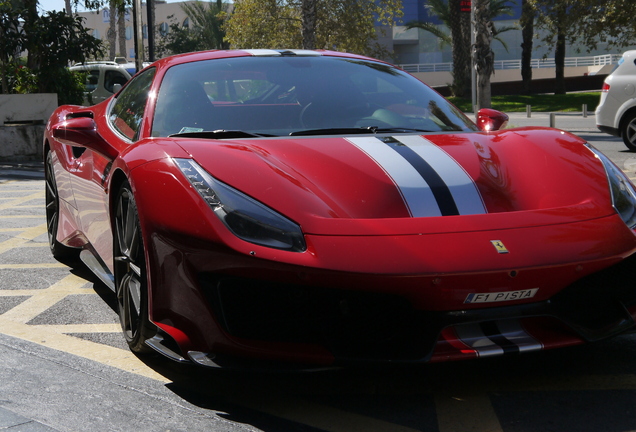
[
  {"left": 152, "top": 56, "right": 476, "bottom": 137},
  {"left": 110, "top": 67, "right": 156, "bottom": 141}
]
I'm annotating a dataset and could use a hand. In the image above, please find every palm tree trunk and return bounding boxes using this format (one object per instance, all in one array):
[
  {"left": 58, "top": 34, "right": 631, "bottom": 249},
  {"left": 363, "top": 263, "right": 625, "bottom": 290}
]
[
  {"left": 474, "top": 0, "right": 494, "bottom": 108},
  {"left": 459, "top": 9, "right": 471, "bottom": 97},
  {"left": 554, "top": 29, "right": 566, "bottom": 94},
  {"left": 520, "top": 0, "right": 533, "bottom": 94},
  {"left": 449, "top": 0, "right": 468, "bottom": 97},
  {"left": 301, "top": 0, "right": 316, "bottom": 49},
  {"left": 118, "top": 5, "right": 127, "bottom": 59},
  {"left": 108, "top": 2, "right": 117, "bottom": 60}
]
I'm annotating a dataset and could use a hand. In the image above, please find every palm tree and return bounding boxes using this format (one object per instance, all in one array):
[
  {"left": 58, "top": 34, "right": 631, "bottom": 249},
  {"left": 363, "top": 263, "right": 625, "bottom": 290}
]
[
  {"left": 117, "top": 3, "right": 126, "bottom": 58},
  {"left": 301, "top": 0, "right": 317, "bottom": 49},
  {"left": 474, "top": 0, "right": 494, "bottom": 108},
  {"left": 520, "top": 0, "right": 534, "bottom": 94},
  {"left": 180, "top": 0, "right": 229, "bottom": 50},
  {"left": 108, "top": 1, "right": 117, "bottom": 59},
  {"left": 406, "top": 0, "right": 514, "bottom": 98}
]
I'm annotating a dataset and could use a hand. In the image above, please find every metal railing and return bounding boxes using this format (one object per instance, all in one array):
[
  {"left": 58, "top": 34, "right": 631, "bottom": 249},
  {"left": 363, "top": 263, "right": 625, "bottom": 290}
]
[{"left": 399, "top": 54, "right": 622, "bottom": 73}]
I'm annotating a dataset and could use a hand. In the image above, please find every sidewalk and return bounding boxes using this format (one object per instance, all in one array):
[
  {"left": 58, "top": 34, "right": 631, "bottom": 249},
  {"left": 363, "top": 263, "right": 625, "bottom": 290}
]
[
  {"left": 0, "top": 406, "right": 62, "bottom": 431},
  {"left": 501, "top": 111, "right": 599, "bottom": 133}
]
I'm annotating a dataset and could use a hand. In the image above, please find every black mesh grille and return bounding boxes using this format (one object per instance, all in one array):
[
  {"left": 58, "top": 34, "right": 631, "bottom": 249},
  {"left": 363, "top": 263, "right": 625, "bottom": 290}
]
[{"left": 200, "top": 275, "right": 432, "bottom": 361}]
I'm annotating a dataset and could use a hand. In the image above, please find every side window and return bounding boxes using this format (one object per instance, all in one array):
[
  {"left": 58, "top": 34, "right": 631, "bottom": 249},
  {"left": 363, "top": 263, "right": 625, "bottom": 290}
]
[
  {"left": 104, "top": 70, "right": 129, "bottom": 93},
  {"left": 86, "top": 70, "right": 99, "bottom": 92},
  {"left": 109, "top": 67, "right": 156, "bottom": 141}
]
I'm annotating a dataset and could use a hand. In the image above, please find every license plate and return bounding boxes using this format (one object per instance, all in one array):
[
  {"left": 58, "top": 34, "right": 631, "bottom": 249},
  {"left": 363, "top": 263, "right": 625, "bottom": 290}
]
[{"left": 464, "top": 288, "right": 539, "bottom": 304}]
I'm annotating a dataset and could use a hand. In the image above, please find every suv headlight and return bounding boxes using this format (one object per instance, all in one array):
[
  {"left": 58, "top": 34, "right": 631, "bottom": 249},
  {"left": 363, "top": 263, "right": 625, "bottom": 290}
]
[
  {"left": 175, "top": 158, "right": 307, "bottom": 252},
  {"left": 588, "top": 145, "right": 636, "bottom": 228}
]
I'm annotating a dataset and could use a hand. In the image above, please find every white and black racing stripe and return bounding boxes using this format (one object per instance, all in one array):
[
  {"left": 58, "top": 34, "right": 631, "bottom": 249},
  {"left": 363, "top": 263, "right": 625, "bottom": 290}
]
[
  {"left": 453, "top": 319, "right": 543, "bottom": 357},
  {"left": 347, "top": 135, "right": 486, "bottom": 217}
]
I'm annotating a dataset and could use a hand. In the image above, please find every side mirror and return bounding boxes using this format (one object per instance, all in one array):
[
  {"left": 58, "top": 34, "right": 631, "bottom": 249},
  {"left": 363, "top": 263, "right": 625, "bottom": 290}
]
[
  {"left": 112, "top": 83, "right": 122, "bottom": 94},
  {"left": 476, "top": 108, "right": 509, "bottom": 132},
  {"left": 52, "top": 116, "right": 118, "bottom": 160}
]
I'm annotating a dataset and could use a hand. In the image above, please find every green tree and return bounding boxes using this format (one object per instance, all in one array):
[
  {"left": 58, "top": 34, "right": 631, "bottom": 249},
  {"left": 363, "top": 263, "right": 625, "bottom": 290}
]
[
  {"left": 0, "top": 0, "right": 24, "bottom": 93},
  {"left": 0, "top": 2, "right": 102, "bottom": 103},
  {"left": 180, "top": 0, "right": 229, "bottom": 49},
  {"left": 224, "top": 0, "right": 403, "bottom": 58},
  {"left": 524, "top": 0, "right": 626, "bottom": 94},
  {"left": 155, "top": 18, "right": 204, "bottom": 57},
  {"left": 573, "top": 0, "right": 636, "bottom": 51},
  {"left": 156, "top": 0, "right": 230, "bottom": 57},
  {"left": 29, "top": 11, "right": 103, "bottom": 99}
]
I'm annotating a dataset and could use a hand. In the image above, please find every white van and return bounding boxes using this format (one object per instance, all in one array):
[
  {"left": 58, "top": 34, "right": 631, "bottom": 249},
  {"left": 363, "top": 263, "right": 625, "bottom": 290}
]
[{"left": 70, "top": 61, "right": 133, "bottom": 106}]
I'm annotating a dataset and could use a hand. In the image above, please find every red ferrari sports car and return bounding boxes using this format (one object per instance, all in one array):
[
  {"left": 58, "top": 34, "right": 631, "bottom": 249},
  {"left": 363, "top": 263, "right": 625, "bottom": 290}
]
[{"left": 45, "top": 49, "right": 636, "bottom": 368}]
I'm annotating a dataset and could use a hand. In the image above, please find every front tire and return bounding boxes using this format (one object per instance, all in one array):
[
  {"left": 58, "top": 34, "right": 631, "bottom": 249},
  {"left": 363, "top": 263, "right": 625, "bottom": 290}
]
[
  {"left": 45, "top": 150, "right": 78, "bottom": 261},
  {"left": 621, "top": 111, "right": 636, "bottom": 151},
  {"left": 114, "top": 181, "right": 154, "bottom": 353}
]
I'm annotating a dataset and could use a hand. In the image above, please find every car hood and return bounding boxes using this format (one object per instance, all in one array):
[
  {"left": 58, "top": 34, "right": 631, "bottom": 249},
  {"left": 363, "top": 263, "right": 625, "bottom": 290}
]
[{"left": 173, "top": 128, "right": 613, "bottom": 234}]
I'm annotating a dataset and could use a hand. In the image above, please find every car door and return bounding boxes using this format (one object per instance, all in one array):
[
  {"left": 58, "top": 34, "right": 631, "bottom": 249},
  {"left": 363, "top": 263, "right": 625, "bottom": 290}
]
[{"left": 70, "top": 67, "right": 156, "bottom": 271}]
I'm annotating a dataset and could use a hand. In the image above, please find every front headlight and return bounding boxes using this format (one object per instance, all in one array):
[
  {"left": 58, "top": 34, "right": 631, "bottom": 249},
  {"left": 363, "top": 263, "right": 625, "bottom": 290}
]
[
  {"left": 588, "top": 145, "right": 636, "bottom": 228},
  {"left": 175, "top": 158, "right": 307, "bottom": 252}
]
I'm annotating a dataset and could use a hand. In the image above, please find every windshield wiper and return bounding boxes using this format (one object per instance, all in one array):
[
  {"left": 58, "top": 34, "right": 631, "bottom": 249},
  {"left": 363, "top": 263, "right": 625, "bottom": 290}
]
[
  {"left": 169, "top": 130, "right": 272, "bottom": 139},
  {"left": 372, "top": 127, "right": 434, "bottom": 134},
  {"left": 289, "top": 126, "right": 434, "bottom": 136},
  {"left": 289, "top": 127, "right": 379, "bottom": 136}
]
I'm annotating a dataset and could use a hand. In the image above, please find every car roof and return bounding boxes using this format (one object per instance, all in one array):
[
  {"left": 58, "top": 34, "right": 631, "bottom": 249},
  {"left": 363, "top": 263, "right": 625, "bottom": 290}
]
[{"left": 147, "top": 49, "right": 387, "bottom": 71}]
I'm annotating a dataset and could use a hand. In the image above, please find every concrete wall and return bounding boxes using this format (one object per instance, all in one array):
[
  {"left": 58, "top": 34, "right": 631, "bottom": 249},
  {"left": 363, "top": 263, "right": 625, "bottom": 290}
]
[
  {"left": 0, "top": 94, "right": 57, "bottom": 126},
  {"left": 0, "top": 94, "right": 56, "bottom": 161},
  {"left": 411, "top": 65, "right": 612, "bottom": 88},
  {"left": 0, "top": 124, "right": 44, "bottom": 162}
]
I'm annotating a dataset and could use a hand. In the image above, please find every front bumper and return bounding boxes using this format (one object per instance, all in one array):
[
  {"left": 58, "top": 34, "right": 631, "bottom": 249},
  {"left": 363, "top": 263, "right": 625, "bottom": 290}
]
[
  {"left": 168, "top": 253, "right": 636, "bottom": 367},
  {"left": 597, "top": 124, "right": 620, "bottom": 137}
]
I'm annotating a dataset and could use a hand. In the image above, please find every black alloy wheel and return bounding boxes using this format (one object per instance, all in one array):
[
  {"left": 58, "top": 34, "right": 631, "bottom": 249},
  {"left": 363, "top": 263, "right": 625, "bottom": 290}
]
[
  {"left": 622, "top": 111, "right": 636, "bottom": 152},
  {"left": 114, "top": 181, "right": 154, "bottom": 353},
  {"left": 45, "top": 151, "right": 78, "bottom": 261}
]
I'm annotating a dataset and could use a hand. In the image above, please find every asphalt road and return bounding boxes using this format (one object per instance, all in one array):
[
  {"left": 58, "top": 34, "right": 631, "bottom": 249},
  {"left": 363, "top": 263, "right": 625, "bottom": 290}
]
[{"left": 2, "top": 114, "right": 636, "bottom": 432}]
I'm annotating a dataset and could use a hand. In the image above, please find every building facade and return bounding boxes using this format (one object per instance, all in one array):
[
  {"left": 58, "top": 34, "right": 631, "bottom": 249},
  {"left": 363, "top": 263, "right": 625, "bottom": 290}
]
[
  {"left": 79, "top": 1, "right": 195, "bottom": 61},
  {"left": 78, "top": 1, "right": 626, "bottom": 67}
]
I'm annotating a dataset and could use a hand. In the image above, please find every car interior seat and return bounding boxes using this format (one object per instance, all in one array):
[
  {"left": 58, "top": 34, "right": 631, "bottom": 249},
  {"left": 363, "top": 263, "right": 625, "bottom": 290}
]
[{"left": 154, "top": 80, "right": 215, "bottom": 136}]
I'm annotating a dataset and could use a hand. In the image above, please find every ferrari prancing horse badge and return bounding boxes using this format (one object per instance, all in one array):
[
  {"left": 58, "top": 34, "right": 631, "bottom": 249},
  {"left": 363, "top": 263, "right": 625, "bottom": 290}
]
[{"left": 491, "top": 240, "right": 509, "bottom": 254}]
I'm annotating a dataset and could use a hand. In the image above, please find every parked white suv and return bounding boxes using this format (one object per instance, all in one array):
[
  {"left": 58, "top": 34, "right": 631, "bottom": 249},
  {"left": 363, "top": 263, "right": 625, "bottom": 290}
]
[
  {"left": 69, "top": 61, "right": 133, "bottom": 106},
  {"left": 596, "top": 50, "right": 636, "bottom": 151}
]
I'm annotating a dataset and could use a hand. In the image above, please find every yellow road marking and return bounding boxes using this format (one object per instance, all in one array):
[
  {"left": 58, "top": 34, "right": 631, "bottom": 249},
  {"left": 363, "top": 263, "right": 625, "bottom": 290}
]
[
  {"left": 19, "top": 243, "right": 48, "bottom": 248},
  {"left": 1, "top": 274, "right": 92, "bottom": 323},
  {"left": 0, "top": 263, "right": 68, "bottom": 269},
  {"left": 0, "top": 224, "right": 47, "bottom": 255},
  {"left": 236, "top": 394, "right": 421, "bottom": 432},
  {"left": 0, "top": 215, "right": 45, "bottom": 219},
  {"left": 0, "top": 185, "right": 42, "bottom": 190},
  {"left": 494, "top": 373, "right": 636, "bottom": 392},
  {"left": 0, "top": 192, "right": 44, "bottom": 211},
  {"left": 0, "top": 289, "right": 80, "bottom": 297},
  {"left": 38, "top": 324, "right": 121, "bottom": 333},
  {"left": 0, "top": 316, "right": 168, "bottom": 382},
  {"left": 435, "top": 393, "right": 503, "bottom": 432}
]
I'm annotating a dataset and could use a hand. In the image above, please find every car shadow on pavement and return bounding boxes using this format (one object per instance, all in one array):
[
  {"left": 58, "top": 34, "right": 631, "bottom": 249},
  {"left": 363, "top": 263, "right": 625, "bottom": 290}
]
[{"left": 54, "top": 260, "right": 636, "bottom": 432}]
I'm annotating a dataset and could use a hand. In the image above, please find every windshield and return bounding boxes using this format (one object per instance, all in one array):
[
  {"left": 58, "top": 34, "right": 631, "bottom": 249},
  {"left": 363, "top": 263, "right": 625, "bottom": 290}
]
[{"left": 151, "top": 55, "right": 477, "bottom": 137}]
